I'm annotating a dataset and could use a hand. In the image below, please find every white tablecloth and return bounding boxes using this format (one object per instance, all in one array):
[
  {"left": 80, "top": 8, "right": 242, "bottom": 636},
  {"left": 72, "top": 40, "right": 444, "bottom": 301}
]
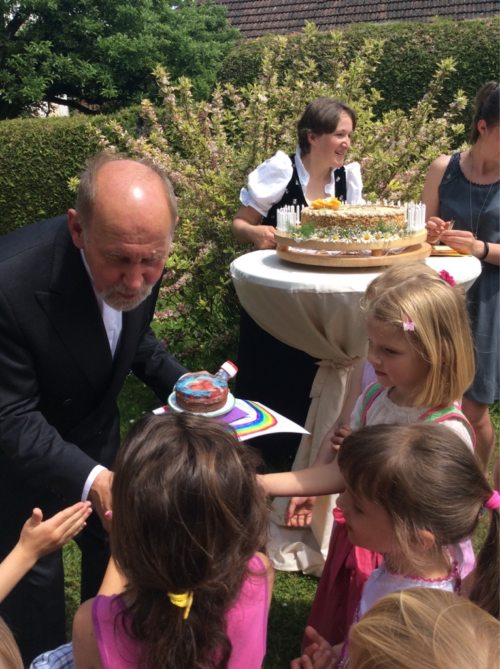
[{"left": 230, "top": 251, "right": 482, "bottom": 575}]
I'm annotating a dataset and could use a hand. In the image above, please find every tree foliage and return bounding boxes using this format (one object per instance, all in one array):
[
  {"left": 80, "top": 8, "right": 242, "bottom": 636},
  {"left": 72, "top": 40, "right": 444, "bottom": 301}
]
[{"left": 0, "top": 0, "right": 237, "bottom": 118}]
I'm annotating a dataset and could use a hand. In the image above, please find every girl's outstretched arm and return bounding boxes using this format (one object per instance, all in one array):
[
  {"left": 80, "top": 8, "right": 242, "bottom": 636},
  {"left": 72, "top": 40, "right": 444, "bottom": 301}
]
[
  {"left": 258, "top": 459, "right": 345, "bottom": 498},
  {"left": 0, "top": 501, "right": 92, "bottom": 602}
]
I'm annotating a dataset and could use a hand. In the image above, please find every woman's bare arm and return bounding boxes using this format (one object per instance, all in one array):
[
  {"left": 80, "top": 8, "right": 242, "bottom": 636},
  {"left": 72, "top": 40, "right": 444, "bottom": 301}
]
[{"left": 232, "top": 205, "right": 276, "bottom": 249}]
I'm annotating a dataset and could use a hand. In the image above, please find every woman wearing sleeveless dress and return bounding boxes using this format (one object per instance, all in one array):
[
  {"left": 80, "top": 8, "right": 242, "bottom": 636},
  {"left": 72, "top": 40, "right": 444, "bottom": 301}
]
[
  {"left": 232, "top": 98, "right": 364, "bottom": 470},
  {"left": 422, "top": 81, "right": 500, "bottom": 471}
]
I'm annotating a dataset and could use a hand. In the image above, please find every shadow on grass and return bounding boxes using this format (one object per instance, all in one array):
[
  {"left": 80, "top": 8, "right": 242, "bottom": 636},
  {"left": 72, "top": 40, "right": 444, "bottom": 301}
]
[{"left": 264, "top": 571, "right": 318, "bottom": 669}]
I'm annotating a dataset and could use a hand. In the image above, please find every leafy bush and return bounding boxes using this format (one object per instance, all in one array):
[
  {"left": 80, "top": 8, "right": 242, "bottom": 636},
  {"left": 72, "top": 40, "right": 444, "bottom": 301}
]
[
  {"left": 0, "top": 115, "right": 102, "bottom": 234},
  {"left": 221, "top": 17, "right": 500, "bottom": 136},
  {"left": 97, "top": 29, "right": 467, "bottom": 368}
]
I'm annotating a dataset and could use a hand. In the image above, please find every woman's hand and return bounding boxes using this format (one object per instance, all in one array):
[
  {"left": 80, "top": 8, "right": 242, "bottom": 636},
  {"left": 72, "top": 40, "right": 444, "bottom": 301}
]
[
  {"left": 232, "top": 205, "right": 276, "bottom": 248},
  {"left": 285, "top": 497, "right": 317, "bottom": 527},
  {"left": 426, "top": 216, "right": 452, "bottom": 244},
  {"left": 249, "top": 224, "right": 276, "bottom": 249},
  {"left": 439, "top": 229, "right": 486, "bottom": 257}
]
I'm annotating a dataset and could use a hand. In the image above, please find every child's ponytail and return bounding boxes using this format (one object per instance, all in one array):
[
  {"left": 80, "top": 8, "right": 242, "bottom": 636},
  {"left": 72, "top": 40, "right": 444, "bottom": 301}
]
[{"left": 469, "top": 493, "right": 500, "bottom": 618}]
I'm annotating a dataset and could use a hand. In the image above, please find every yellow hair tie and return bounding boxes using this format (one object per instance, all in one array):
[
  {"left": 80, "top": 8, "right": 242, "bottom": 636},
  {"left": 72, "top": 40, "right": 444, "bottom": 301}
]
[{"left": 168, "top": 591, "right": 194, "bottom": 620}]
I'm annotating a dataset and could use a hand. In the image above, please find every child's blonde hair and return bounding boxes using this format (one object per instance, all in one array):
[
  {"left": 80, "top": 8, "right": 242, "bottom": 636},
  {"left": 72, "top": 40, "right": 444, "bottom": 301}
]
[
  {"left": 338, "top": 423, "right": 499, "bottom": 617},
  {"left": 361, "top": 263, "right": 474, "bottom": 407},
  {"left": 0, "top": 618, "right": 23, "bottom": 669},
  {"left": 349, "top": 588, "right": 500, "bottom": 669}
]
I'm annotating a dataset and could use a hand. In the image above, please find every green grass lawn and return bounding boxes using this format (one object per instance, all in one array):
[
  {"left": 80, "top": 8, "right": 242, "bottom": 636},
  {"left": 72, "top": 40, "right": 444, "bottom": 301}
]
[{"left": 62, "top": 377, "right": 499, "bottom": 667}]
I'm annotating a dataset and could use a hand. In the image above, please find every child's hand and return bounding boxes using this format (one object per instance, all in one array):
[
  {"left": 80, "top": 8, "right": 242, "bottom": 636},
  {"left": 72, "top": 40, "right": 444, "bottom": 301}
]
[
  {"left": 329, "top": 424, "right": 351, "bottom": 453},
  {"left": 19, "top": 501, "right": 92, "bottom": 560},
  {"left": 285, "top": 497, "right": 316, "bottom": 527},
  {"left": 0, "top": 502, "right": 92, "bottom": 604},
  {"left": 290, "top": 626, "right": 337, "bottom": 669}
]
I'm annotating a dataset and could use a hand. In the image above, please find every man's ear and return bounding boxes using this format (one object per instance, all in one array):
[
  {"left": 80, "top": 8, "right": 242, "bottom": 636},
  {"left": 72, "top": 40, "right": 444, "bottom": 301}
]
[{"left": 67, "top": 209, "right": 85, "bottom": 249}]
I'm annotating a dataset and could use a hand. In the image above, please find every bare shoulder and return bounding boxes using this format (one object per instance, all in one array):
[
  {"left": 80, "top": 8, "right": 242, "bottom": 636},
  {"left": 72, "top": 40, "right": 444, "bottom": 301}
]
[
  {"left": 255, "top": 551, "right": 272, "bottom": 570},
  {"left": 73, "top": 598, "right": 102, "bottom": 669},
  {"left": 427, "top": 154, "right": 452, "bottom": 179},
  {"left": 255, "top": 551, "right": 275, "bottom": 605},
  {"left": 422, "top": 154, "right": 453, "bottom": 207}
]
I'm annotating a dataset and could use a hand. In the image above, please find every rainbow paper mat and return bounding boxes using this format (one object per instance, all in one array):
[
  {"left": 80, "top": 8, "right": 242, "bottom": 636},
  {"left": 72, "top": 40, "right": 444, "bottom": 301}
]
[{"left": 153, "top": 398, "right": 308, "bottom": 442}]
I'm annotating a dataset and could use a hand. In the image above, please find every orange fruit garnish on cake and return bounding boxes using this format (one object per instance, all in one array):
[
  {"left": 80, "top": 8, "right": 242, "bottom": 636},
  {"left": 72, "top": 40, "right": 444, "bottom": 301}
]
[{"left": 310, "top": 197, "right": 342, "bottom": 210}]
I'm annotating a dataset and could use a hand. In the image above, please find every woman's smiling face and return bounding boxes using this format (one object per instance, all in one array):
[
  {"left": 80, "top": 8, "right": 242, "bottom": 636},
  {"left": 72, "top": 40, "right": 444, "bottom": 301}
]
[{"left": 307, "top": 112, "right": 353, "bottom": 168}]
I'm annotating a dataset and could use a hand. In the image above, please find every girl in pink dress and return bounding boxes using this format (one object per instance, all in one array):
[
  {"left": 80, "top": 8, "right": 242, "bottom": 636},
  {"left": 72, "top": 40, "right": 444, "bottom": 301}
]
[{"left": 72, "top": 413, "right": 273, "bottom": 669}]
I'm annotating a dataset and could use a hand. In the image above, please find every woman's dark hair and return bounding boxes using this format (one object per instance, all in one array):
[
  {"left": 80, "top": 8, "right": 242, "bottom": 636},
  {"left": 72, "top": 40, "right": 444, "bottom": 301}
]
[
  {"left": 470, "top": 81, "right": 500, "bottom": 143},
  {"left": 338, "top": 423, "right": 499, "bottom": 618},
  {"left": 297, "top": 97, "right": 356, "bottom": 155},
  {"left": 111, "top": 413, "right": 269, "bottom": 668}
]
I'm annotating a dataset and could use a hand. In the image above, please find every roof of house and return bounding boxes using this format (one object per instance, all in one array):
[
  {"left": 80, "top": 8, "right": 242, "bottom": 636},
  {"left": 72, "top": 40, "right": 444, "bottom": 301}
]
[{"left": 216, "top": 1, "right": 499, "bottom": 38}]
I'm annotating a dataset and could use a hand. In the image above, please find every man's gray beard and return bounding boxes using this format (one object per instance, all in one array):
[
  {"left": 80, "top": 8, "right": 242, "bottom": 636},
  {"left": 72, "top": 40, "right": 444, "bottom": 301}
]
[{"left": 100, "top": 285, "right": 153, "bottom": 312}]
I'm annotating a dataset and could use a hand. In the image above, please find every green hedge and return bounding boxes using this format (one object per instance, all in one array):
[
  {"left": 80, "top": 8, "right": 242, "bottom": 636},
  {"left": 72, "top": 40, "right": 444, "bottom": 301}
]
[
  {"left": 0, "top": 115, "right": 103, "bottom": 235},
  {"left": 220, "top": 17, "right": 500, "bottom": 130}
]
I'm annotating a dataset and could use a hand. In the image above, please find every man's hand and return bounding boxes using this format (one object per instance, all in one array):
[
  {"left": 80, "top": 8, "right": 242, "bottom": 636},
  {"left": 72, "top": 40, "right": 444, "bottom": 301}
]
[{"left": 88, "top": 469, "right": 114, "bottom": 531}]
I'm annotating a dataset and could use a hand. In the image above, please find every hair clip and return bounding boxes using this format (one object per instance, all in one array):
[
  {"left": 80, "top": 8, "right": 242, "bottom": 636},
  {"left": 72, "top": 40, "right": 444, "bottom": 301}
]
[
  {"left": 403, "top": 318, "right": 415, "bottom": 332},
  {"left": 484, "top": 489, "right": 500, "bottom": 511},
  {"left": 168, "top": 591, "right": 194, "bottom": 620},
  {"left": 439, "top": 269, "right": 456, "bottom": 287}
]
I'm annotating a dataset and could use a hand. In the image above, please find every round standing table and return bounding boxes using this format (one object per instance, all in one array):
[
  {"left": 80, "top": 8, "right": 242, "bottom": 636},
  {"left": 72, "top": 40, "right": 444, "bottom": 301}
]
[{"left": 230, "top": 250, "right": 482, "bottom": 575}]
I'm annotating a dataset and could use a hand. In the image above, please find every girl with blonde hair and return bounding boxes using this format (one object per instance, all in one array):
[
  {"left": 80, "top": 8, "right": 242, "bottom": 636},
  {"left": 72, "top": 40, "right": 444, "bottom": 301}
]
[
  {"left": 348, "top": 588, "right": 500, "bottom": 669},
  {"left": 262, "top": 263, "right": 476, "bottom": 646}
]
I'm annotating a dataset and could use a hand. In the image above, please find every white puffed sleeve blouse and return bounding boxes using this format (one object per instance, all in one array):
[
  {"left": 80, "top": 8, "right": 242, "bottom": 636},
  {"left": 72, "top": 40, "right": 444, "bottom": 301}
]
[{"left": 240, "top": 149, "right": 364, "bottom": 216}]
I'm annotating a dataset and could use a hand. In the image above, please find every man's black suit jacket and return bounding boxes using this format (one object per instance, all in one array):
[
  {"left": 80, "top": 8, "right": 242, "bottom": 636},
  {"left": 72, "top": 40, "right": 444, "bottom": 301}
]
[{"left": 0, "top": 215, "right": 186, "bottom": 511}]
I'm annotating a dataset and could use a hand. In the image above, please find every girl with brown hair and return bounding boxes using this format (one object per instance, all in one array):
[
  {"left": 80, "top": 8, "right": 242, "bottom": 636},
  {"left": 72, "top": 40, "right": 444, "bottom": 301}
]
[
  {"left": 72, "top": 413, "right": 272, "bottom": 669},
  {"left": 291, "top": 422, "right": 499, "bottom": 668}
]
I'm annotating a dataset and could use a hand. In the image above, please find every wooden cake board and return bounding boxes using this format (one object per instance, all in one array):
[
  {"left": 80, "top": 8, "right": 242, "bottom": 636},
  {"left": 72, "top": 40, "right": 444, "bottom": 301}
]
[{"left": 276, "top": 242, "right": 432, "bottom": 268}]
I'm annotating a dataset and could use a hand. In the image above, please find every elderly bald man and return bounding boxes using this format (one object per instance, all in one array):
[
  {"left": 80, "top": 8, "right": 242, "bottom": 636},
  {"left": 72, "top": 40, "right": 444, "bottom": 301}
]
[{"left": 0, "top": 153, "right": 187, "bottom": 663}]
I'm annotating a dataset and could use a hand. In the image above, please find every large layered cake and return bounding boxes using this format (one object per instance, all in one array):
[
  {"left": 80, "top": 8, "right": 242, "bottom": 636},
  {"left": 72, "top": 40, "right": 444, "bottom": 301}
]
[{"left": 276, "top": 198, "right": 425, "bottom": 247}]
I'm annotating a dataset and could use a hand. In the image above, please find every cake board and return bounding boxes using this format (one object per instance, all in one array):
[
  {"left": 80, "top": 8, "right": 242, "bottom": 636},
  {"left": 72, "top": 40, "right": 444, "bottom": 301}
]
[{"left": 276, "top": 242, "right": 432, "bottom": 268}]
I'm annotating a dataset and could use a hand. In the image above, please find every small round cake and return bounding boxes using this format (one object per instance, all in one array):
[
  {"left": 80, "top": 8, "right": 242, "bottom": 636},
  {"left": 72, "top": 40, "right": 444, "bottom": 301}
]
[{"left": 174, "top": 372, "right": 229, "bottom": 413}]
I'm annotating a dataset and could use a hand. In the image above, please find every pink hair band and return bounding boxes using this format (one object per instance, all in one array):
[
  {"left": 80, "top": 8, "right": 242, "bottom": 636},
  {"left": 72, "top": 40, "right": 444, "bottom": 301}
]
[{"left": 484, "top": 490, "right": 500, "bottom": 511}]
